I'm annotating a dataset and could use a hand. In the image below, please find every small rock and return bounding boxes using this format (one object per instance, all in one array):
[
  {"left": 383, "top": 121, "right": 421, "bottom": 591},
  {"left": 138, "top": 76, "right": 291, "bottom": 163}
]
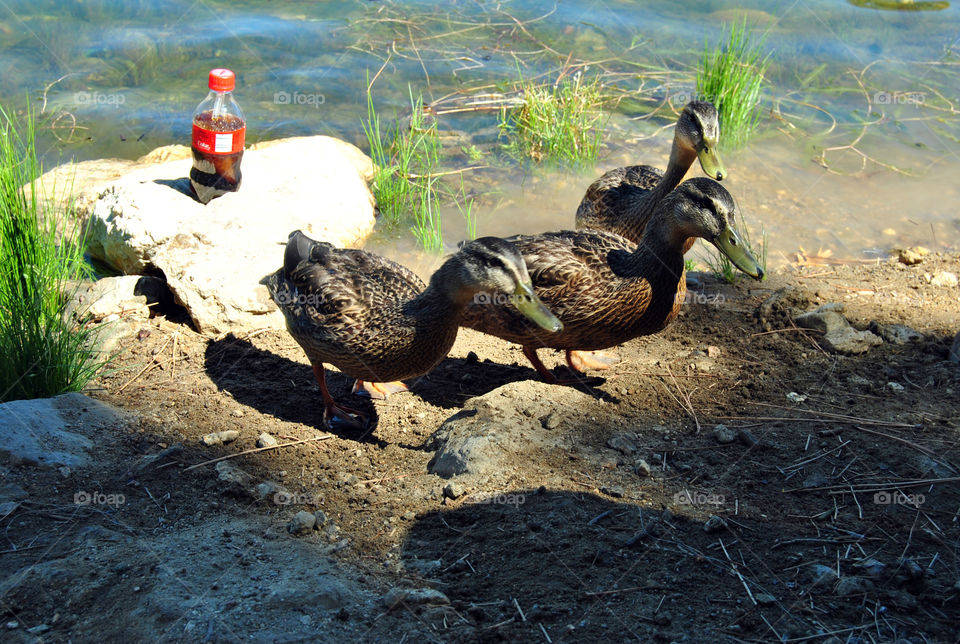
[
  {"left": 287, "top": 510, "right": 317, "bottom": 535},
  {"left": 737, "top": 428, "right": 759, "bottom": 447},
  {"left": 541, "top": 411, "right": 561, "bottom": 429},
  {"left": 836, "top": 576, "right": 874, "bottom": 596},
  {"left": 27, "top": 624, "right": 50, "bottom": 634},
  {"left": 929, "top": 271, "right": 958, "bottom": 288},
  {"left": 231, "top": 408, "right": 245, "bottom": 418},
  {"left": 786, "top": 392, "right": 807, "bottom": 403},
  {"left": 607, "top": 432, "right": 638, "bottom": 455},
  {"left": 900, "top": 558, "right": 924, "bottom": 580},
  {"left": 886, "top": 382, "right": 905, "bottom": 393},
  {"left": 201, "top": 430, "right": 240, "bottom": 446},
  {"left": 703, "top": 515, "right": 727, "bottom": 533},
  {"left": 854, "top": 558, "right": 887, "bottom": 579},
  {"left": 897, "top": 247, "right": 927, "bottom": 265},
  {"left": 314, "top": 510, "right": 328, "bottom": 526},
  {"left": 634, "top": 459, "right": 652, "bottom": 477},
  {"left": 402, "top": 510, "right": 416, "bottom": 521},
  {"left": 215, "top": 461, "right": 253, "bottom": 489},
  {"left": 255, "top": 480, "right": 291, "bottom": 502},
  {"left": 804, "top": 564, "right": 838, "bottom": 587},
  {"left": 443, "top": 482, "right": 464, "bottom": 500},
  {"left": 601, "top": 485, "right": 625, "bottom": 498},
  {"left": 713, "top": 424, "right": 736, "bottom": 444},
  {"left": 382, "top": 587, "right": 450, "bottom": 611},
  {"left": 706, "top": 345, "right": 721, "bottom": 358},
  {"left": 755, "top": 593, "right": 776, "bottom": 606},
  {"left": 5, "top": 621, "right": 18, "bottom": 630},
  {"left": 868, "top": 322, "right": 921, "bottom": 345},
  {"left": 256, "top": 432, "right": 279, "bottom": 448},
  {"left": 795, "top": 309, "right": 882, "bottom": 354}
]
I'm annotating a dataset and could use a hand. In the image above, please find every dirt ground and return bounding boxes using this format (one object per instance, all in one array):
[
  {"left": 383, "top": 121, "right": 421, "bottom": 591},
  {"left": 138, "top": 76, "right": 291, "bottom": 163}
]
[{"left": 2, "top": 252, "right": 959, "bottom": 643}]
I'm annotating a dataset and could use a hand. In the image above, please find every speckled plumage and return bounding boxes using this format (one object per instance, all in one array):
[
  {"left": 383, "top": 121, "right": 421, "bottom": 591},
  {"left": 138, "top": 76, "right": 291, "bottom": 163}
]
[
  {"left": 460, "top": 178, "right": 761, "bottom": 378},
  {"left": 576, "top": 101, "right": 722, "bottom": 247}
]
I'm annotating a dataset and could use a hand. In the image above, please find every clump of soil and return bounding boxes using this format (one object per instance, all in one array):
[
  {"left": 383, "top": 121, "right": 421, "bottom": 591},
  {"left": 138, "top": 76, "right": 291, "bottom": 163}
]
[{"left": 2, "top": 254, "right": 959, "bottom": 641}]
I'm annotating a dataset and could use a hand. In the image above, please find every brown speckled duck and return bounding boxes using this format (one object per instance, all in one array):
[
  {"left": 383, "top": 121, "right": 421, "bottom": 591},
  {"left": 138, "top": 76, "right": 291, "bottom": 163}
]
[
  {"left": 460, "top": 178, "right": 762, "bottom": 384},
  {"left": 576, "top": 101, "right": 724, "bottom": 246},
  {"left": 262, "top": 231, "right": 562, "bottom": 427}
]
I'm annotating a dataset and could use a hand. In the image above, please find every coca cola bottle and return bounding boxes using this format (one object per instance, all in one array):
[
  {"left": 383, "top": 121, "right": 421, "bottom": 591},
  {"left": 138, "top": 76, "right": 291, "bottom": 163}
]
[{"left": 190, "top": 68, "right": 245, "bottom": 204}]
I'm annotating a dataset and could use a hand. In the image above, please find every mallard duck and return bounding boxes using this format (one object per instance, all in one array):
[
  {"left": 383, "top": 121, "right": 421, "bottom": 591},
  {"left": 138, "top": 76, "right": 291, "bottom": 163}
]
[
  {"left": 262, "top": 230, "right": 562, "bottom": 428},
  {"left": 575, "top": 101, "right": 724, "bottom": 246},
  {"left": 460, "top": 178, "right": 762, "bottom": 384}
]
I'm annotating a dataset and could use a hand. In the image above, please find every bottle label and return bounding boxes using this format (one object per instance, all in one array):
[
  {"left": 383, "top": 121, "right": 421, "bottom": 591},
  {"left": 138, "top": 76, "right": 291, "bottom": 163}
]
[{"left": 192, "top": 124, "right": 245, "bottom": 154}]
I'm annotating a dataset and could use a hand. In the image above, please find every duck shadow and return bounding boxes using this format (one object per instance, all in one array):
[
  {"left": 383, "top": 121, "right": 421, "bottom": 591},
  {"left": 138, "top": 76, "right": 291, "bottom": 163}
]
[
  {"left": 203, "top": 337, "right": 615, "bottom": 437},
  {"left": 408, "top": 356, "right": 615, "bottom": 409},
  {"left": 203, "top": 336, "right": 382, "bottom": 444}
]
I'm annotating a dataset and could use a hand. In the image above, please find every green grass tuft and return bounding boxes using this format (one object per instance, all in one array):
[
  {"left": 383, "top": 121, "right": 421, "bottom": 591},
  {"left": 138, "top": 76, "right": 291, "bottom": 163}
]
[
  {"left": 0, "top": 106, "right": 106, "bottom": 402},
  {"left": 498, "top": 71, "right": 606, "bottom": 167},
  {"left": 696, "top": 18, "right": 771, "bottom": 150}
]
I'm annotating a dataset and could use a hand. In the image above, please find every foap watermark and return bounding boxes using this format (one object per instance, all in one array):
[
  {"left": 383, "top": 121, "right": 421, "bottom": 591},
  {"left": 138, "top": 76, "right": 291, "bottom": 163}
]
[
  {"left": 684, "top": 291, "right": 726, "bottom": 306},
  {"left": 873, "top": 490, "right": 925, "bottom": 507},
  {"left": 274, "top": 90, "right": 325, "bottom": 108},
  {"left": 873, "top": 91, "right": 925, "bottom": 106},
  {"left": 472, "top": 292, "right": 534, "bottom": 307},
  {"left": 471, "top": 492, "right": 526, "bottom": 507},
  {"left": 273, "top": 491, "right": 321, "bottom": 506},
  {"left": 74, "top": 490, "right": 125, "bottom": 506},
  {"left": 673, "top": 490, "right": 725, "bottom": 507},
  {"left": 73, "top": 91, "right": 126, "bottom": 107}
]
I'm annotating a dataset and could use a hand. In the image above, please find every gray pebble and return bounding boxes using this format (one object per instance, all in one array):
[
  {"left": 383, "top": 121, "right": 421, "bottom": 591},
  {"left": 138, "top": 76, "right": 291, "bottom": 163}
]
[
  {"left": 755, "top": 593, "right": 776, "bottom": 606},
  {"left": 703, "top": 515, "right": 727, "bottom": 533},
  {"left": 287, "top": 510, "right": 317, "bottom": 535},
  {"left": 634, "top": 459, "right": 652, "bottom": 477},
  {"left": 256, "top": 432, "right": 279, "bottom": 448},
  {"left": 541, "top": 411, "right": 561, "bottom": 429},
  {"left": 713, "top": 424, "right": 736, "bottom": 444},
  {"left": 601, "top": 485, "right": 625, "bottom": 498},
  {"left": 443, "top": 482, "right": 464, "bottom": 499}
]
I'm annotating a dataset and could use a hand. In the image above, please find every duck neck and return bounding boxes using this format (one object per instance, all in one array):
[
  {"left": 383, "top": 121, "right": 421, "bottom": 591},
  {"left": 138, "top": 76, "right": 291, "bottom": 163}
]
[
  {"left": 630, "top": 209, "right": 688, "bottom": 284},
  {"left": 620, "top": 136, "right": 697, "bottom": 241},
  {"left": 407, "top": 259, "right": 474, "bottom": 325}
]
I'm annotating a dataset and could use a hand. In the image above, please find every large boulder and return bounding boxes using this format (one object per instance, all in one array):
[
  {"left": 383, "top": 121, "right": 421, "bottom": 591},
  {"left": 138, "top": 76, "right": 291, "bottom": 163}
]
[
  {"left": 72, "top": 136, "right": 376, "bottom": 336},
  {"left": 0, "top": 393, "right": 130, "bottom": 469}
]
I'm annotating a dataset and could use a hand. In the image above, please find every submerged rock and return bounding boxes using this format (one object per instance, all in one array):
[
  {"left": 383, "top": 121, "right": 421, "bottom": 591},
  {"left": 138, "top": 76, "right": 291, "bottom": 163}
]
[{"left": 76, "top": 136, "right": 376, "bottom": 336}]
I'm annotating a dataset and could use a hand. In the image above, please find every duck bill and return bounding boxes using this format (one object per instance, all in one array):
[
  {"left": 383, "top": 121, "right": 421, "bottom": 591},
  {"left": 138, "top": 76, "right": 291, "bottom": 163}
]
[
  {"left": 513, "top": 282, "right": 563, "bottom": 332},
  {"left": 697, "top": 143, "right": 725, "bottom": 181},
  {"left": 712, "top": 225, "right": 765, "bottom": 280}
]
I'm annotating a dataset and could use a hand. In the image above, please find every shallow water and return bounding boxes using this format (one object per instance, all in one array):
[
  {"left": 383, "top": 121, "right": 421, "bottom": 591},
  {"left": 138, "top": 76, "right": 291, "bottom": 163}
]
[{"left": 1, "top": 0, "right": 958, "bottom": 272}]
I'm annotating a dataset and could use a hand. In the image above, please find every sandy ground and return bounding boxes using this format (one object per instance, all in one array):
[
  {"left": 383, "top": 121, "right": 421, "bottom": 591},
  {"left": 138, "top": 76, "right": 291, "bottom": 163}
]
[{"left": 1, "top": 253, "right": 959, "bottom": 643}]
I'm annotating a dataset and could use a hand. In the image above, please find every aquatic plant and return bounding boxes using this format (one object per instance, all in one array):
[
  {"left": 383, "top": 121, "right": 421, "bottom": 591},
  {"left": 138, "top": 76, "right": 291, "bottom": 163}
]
[
  {"left": 0, "top": 106, "right": 106, "bottom": 402},
  {"left": 497, "top": 70, "right": 606, "bottom": 167},
  {"left": 696, "top": 18, "right": 770, "bottom": 150}
]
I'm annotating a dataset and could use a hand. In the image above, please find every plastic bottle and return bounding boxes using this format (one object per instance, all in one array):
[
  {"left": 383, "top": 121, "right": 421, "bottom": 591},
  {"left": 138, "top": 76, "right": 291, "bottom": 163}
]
[{"left": 190, "top": 68, "right": 245, "bottom": 204}]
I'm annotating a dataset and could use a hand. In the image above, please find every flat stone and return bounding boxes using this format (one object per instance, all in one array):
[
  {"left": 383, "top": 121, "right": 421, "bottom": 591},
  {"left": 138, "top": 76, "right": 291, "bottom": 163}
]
[
  {"left": 382, "top": 587, "right": 450, "bottom": 610},
  {"left": 868, "top": 322, "right": 922, "bottom": 345},
  {"left": 795, "top": 309, "right": 881, "bottom": 354},
  {"left": 0, "top": 393, "right": 128, "bottom": 468},
  {"left": 256, "top": 432, "right": 279, "bottom": 448},
  {"left": 200, "top": 430, "right": 240, "bottom": 446},
  {"left": 79, "top": 136, "right": 376, "bottom": 336}
]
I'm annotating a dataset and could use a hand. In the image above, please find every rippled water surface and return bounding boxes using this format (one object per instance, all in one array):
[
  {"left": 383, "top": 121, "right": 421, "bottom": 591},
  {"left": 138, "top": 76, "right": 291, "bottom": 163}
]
[{"left": 1, "top": 0, "right": 958, "bottom": 272}]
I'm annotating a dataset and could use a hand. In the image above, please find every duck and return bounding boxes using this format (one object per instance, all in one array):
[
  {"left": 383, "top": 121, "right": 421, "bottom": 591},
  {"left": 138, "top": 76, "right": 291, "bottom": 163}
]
[
  {"left": 460, "top": 178, "right": 762, "bottom": 384},
  {"left": 262, "top": 231, "right": 562, "bottom": 428},
  {"left": 575, "top": 101, "right": 724, "bottom": 246}
]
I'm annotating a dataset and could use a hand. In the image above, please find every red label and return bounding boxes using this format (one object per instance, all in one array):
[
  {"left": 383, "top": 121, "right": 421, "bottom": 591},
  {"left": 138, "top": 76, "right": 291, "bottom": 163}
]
[{"left": 192, "top": 124, "right": 245, "bottom": 154}]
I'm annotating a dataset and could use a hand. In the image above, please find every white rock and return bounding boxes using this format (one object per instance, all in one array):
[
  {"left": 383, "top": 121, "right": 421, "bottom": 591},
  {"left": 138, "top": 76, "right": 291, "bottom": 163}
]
[
  {"left": 78, "top": 136, "right": 376, "bottom": 336},
  {"left": 930, "top": 271, "right": 958, "bottom": 288},
  {"left": 0, "top": 393, "right": 129, "bottom": 468}
]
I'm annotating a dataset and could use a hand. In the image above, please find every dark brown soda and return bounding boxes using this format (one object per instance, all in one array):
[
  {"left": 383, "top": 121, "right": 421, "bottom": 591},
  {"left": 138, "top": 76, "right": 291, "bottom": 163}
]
[{"left": 190, "top": 111, "right": 244, "bottom": 204}]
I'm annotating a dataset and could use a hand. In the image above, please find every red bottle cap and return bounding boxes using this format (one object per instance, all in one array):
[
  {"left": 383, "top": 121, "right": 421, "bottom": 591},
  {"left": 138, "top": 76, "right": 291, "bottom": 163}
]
[{"left": 208, "top": 69, "right": 236, "bottom": 92}]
